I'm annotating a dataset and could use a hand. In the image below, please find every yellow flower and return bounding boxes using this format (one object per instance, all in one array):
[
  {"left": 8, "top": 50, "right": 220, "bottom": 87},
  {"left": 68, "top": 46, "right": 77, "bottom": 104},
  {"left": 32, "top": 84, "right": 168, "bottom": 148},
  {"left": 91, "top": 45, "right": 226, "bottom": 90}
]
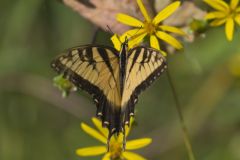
[
  {"left": 114, "top": 0, "right": 185, "bottom": 56},
  {"left": 76, "top": 118, "right": 152, "bottom": 160},
  {"left": 204, "top": 0, "right": 240, "bottom": 41}
]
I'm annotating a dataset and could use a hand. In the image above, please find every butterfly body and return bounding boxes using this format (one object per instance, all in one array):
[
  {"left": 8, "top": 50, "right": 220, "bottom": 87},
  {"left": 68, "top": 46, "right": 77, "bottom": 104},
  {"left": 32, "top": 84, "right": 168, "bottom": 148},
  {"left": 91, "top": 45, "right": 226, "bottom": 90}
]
[
  {"left": 119, "top": 40, "right": 128, "bottom": 97},
  {"left": 51, "top": 39, "right": 167, "bottom": 142}
]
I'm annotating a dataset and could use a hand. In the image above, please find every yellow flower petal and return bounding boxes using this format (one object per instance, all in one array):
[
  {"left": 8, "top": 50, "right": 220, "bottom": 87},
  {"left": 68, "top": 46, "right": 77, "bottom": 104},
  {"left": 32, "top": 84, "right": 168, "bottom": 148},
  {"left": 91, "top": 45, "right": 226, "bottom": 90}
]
[
  {"left": 152, "top": 1, "right": 181, "bottom": 25},
  {"left": 81, "top": 123, "right": 107, "bottom": 144},
  {"left": 120, "top": 28, "right": 145, "bottom": 41},
  {"left": 137, "top": 0, "right": 151, "bottom": 22},
  {"left": 126, "top": 138, "right": 152, "bottom": 150},
  {"left": 92, "top": 117, "right": 108, "bottom": 138},
  {"left": 225, "top": 18, "right": 234, "bottom": 41},
  {"left": 125, "top": 117, "right": 134, "bottom": 137},
  {"left": 204, "top": 0, "right": 229, "bottom": 12},
  {"left": 117, "top": 133, "right": 124, "bottom": 143},
  {"left": 76, "top": 146, "right": 106, "bottom": 156},
  {"left": 149, "top": 35, "right": 167, "bottom": 56},
  {"left": 117, "top": 118, "right": 135, "bottom": 142},
  {"left": 120, "top": 29, "right": 146, "bottom": 49},
  {"left": 122, "top": 152, "right": 146, "bottom": 160},
  {"left": 113, "top": 29, "right": 146, "bottom": 50},
  {"left": 160, "top": 50, "right": 167, "bottom": 57},
  {"left": 231, "top": 0, "right": 239, "bottom": 9},
  {"left": 102, "top": 153, "right": 111, "bottom": 160},
  {"left": 156, "top": 31, "right": 183, "bottom": 49},
  {"left": 111, "top": 34, "right": 122, "bottom": 51},
  {"left": 150, "top": 35, "right": 160, "bottom": 50},
  {"left": 128, "top": 33, "right": 147, "bottom": 48},
  {"left": 159, "top": 25, "right": 186, "bottom": 35},
  {"left": 118, "top": 119, "right": 137, "bottom": 143},
  {"left": 235, "top": 14, "right": 240, "bottom": 25},
  {"left": 117, "top": 13, "right": 144, "bottom": 27},
  {"left": 205, "top": 11, "right": 227, "bottom": 20},
  {"left": 210, "top": 18, "right": 227, "bottom": 26}
]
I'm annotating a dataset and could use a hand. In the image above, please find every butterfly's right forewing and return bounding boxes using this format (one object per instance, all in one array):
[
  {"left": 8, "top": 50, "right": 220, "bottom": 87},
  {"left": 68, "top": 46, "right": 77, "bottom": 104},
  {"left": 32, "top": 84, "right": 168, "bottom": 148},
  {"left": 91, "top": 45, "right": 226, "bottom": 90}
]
[{"left": 121, "top": 47, "right": 167, "bottom": 124}]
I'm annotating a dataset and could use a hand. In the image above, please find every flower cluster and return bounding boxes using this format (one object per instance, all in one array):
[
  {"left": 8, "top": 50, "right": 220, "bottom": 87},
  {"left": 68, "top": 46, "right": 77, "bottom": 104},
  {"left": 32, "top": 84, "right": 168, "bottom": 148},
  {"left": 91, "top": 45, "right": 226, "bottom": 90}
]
[
  {"left": 204, "top": 0, "right": 240, "bottom": 41},
  {"left": 76, "top": 118, "right": 152, "bottom": 160},
  {"left": 111, "top": 0, "right": 240, "bottom": 55},
  {"left": 112, "top": 0, "right": 185, "bottom": 56}
]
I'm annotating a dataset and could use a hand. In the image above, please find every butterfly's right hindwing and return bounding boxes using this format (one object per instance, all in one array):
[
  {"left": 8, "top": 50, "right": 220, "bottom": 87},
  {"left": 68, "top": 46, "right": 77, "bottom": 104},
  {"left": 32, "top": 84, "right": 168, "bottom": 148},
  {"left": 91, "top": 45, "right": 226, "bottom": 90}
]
[
  {"left": 120, "top": 47, "right": 167, "bottom": 124},
  {"left": 51, "top": 45, "right": 122, "bottom": 133}
]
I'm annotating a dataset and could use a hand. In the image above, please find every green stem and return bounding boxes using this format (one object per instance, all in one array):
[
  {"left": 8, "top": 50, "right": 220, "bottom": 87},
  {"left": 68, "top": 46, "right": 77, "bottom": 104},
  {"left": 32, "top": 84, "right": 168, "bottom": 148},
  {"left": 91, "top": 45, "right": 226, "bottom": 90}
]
[{"left": 166, "top": 69, "right": 196, "bottom": 160}]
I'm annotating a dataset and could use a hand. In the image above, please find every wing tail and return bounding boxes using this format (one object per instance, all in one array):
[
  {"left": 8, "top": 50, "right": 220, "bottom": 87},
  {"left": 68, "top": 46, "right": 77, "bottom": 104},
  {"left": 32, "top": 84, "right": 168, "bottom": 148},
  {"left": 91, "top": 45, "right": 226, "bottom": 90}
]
[
  {"left": 122, "top": 95, "right": 136, "bottom": 125},
  {"left": 96, "top": 99, "right": 122, "bottom": 135}
]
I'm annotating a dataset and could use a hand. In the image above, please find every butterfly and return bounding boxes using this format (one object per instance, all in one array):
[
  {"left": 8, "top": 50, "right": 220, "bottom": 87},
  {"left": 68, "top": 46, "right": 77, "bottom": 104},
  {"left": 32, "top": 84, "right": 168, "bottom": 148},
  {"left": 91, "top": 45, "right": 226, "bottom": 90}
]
[{"left": 51, "top": 38, "right": 167, "bottom": 148}]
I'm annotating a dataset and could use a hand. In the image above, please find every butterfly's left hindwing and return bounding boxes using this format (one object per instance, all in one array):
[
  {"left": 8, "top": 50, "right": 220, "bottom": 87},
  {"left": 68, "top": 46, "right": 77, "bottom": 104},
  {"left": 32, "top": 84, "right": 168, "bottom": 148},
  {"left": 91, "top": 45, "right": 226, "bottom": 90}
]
[{"left": 51, "top": 45, "right": 123, "bottom": 133}]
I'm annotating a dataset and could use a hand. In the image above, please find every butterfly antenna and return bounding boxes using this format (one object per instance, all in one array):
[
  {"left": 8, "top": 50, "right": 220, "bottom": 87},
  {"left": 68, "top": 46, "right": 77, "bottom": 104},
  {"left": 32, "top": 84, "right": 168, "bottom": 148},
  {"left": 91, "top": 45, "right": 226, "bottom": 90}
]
[
  {"left": 107, "top": 132, "right": 112, "bottom": 152},
  {"left": 107, "top": 25, "right": 122, "bottom": 44},
  {"left": 127, "top": 25, "right": 143, "bottom": 41},
  {"left": 106, "top": 25, "right": 114, "bottom": 35}
]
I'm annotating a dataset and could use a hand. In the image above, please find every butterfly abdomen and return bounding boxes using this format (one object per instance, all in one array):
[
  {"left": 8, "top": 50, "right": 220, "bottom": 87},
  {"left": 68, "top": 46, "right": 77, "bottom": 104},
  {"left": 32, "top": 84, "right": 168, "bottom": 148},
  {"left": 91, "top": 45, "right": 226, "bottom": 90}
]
[
  {"left": 94, "top": 94, "right": 136, "bottom": 136},
  {"left": 95, "top": 97, "right": 122, "bottom": 134},
  {"left": 119, "top": 42, "right": 128, "bottom": 97}
]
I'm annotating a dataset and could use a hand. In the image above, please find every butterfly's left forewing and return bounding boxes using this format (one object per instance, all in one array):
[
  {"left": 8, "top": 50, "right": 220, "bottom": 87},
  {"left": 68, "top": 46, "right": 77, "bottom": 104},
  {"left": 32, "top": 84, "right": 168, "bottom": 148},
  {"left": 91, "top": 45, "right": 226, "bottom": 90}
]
[
  {"left": 51, "top": 45, "right": 124, "bottom": 133},
  {"left": 121, "top": 47, "right": 167, "bottom": 123}
]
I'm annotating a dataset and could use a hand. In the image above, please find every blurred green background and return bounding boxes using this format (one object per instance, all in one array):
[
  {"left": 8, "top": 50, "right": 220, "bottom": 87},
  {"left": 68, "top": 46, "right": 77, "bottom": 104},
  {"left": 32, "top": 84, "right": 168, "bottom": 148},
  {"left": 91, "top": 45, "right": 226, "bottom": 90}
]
[{"left": 0, "top": 1, "right": 240, "bottom": 160}]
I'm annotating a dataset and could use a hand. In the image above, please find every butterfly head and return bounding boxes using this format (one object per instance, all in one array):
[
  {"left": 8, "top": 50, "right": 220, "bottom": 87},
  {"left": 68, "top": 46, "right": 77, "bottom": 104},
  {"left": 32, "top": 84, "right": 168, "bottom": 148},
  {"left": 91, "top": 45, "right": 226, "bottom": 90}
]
[
  {"left": 120, "top": 36, "right": 129, "bottom": 53},
  {"left": 124, "top": 36, "right": 128, "bottom": 43},
  {"left": 121, "top": 26, "right": 142, "bottom": 51}
]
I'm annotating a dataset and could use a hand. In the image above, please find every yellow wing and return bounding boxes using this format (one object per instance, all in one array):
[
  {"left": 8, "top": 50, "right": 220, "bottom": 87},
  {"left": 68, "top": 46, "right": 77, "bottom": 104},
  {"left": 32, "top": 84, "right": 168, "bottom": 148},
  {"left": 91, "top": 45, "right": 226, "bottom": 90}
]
[
  {"left": 122, "top": 47, "right": 167, "bottom": 124},
  {"left": 51, "top": 45, "right": 122, "bottom": 132}
]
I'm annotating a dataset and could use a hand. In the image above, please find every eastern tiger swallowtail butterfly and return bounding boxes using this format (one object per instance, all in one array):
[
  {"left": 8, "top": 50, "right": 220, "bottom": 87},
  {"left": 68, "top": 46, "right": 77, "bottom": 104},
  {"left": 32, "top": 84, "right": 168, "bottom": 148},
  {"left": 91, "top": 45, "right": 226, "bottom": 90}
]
[{"left": 51, "top": 38, "right": 167, "bottom": 148}]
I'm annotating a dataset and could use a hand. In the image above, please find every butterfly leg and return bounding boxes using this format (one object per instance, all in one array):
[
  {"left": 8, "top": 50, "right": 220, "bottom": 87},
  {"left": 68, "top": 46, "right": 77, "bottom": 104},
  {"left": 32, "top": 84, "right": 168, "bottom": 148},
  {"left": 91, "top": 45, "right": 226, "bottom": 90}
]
[
  {"left": 122, "top": 126, "right": 126, "bottom": 151},
  {"left": 107, "top": 133, "right": 111, "bottom": 152}
]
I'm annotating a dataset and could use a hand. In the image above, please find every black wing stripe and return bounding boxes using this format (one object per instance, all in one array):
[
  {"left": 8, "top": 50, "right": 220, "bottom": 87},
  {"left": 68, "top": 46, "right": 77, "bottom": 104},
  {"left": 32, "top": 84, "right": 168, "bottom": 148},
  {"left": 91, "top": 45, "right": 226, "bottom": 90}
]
[
  {"left": 128, "top": 48, "right": 141, "bottom": 75},
  {"left": 97, "top": 48, "right": 116, "bottom": 80},
  {"left": 85, "top": 47, "right": 97, "bottom": 69},
  {"left": 140, "top": 48, "right": 148, "bottom": 64},
  {"left": 78, "top": 49, "right": 85, "bottom": 61},
  {"left": 145, "top": 49, "right": 152, "bottom": 63},
  {"left": 85, "top": 47, "right": 93, "bottom": 61}
]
